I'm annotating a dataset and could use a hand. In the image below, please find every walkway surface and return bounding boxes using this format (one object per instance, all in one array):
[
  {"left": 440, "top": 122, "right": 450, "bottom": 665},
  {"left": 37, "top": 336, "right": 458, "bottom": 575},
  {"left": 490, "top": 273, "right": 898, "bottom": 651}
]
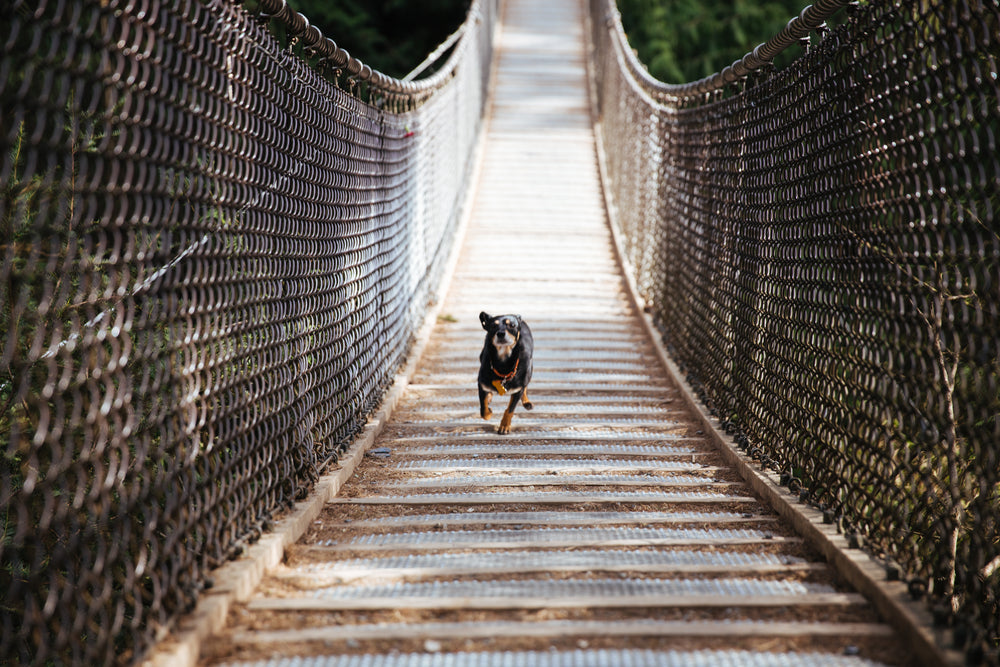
[{"left": 201, "top": 0, "right": 910, "bottom": 664}]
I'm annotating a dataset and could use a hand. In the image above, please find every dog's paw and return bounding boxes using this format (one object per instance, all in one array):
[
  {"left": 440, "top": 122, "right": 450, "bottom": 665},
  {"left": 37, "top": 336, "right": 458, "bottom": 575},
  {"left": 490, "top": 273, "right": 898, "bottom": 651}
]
[
  {"left": 481, "top": 407, "right": 493, "bottom": 421},
  {"left": 522, "top": 401, "right": 533, "bottom": 411},
  {"left": 498, "top": 411, "right": 514, "bottom": 434}
]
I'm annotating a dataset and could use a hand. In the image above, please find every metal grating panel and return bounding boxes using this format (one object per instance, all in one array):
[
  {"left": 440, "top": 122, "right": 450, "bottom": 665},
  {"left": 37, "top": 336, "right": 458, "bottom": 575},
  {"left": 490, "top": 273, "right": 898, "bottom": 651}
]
[
  {"left": 400, "top": 444, "right": 697, "bottom": 457},
  {"left": 394, "top": 459, "right": 707, "bottom": 471},
  {"left": 308, "top": 577, "right": 835, "bottom": 601},
  {"left": 296, "top": 549, "right": 806, "bottom": 575},
  {"left": 388, "top": 431, "right": 685, "bottom": 441},
  {"left": 395, "top": 417, "right": 684, "bottom": 428},
  {"left": 386, "top": 474, "right": 720, "bottom": 488},
  {"left": 416, "top": 372, "right": 667, "bottom": 385},
  {"left": 338, "top": 510, "right": 751, "bottom": 526},
  {"left": 530, "top": 360, "right": 656, "bottom": 371},
  {"left": 431, "top": 350, "right": 650, "bottom": 362},
  {"left": 400, "top": 395, "right": 674, "bottom": 407},
  {"left": 333, "top": 490, "right": 750, "bottom": 504},
  {"left": 397, "top": 406, "right": 682, "bottom": 418},
  {"left": 397, "top": 385, "right": 677, "bottom": 397},
  {"left": 316, "top": 526, "right": 775, "bottom": 548},
  {"left": 220, "top": 649, "right": 889, "bottom": 667}
]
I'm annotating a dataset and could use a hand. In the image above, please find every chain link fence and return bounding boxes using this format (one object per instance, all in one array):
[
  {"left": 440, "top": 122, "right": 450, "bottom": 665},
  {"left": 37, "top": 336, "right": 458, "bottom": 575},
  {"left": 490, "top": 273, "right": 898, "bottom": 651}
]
[
  {"left": 591, "top": 0, "right": 1000, "bottom": 662},
  {"left": 0, "top": 0, "right": 495, "bottom": 663}
]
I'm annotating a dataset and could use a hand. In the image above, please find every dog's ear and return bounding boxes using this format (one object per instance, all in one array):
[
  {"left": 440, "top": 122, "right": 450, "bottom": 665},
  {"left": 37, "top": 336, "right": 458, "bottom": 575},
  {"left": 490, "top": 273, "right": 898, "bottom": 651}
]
[{"left": 479, "top": 312, "right": 492, "bottom": 330}]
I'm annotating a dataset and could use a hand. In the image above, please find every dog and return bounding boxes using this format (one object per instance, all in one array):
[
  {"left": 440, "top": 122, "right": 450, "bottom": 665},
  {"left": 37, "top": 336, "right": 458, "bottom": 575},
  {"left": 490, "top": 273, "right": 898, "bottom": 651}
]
[{"left": 477, "top": 312, "right": 533, "bottom": 434}]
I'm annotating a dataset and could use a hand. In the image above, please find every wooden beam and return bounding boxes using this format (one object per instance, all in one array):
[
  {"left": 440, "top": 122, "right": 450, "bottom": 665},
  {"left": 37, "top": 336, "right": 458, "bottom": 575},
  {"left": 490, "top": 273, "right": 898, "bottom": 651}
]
[
  {"left": 232, "top": 619, "right": 895, "bottom": 644},
  {"left": 248, "top": 592, "right": 867, "bottom": 612}
]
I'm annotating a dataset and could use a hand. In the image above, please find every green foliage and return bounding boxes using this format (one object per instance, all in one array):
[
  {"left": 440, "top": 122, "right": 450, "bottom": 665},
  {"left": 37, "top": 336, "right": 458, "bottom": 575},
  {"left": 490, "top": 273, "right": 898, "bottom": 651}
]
[
  {"left": 288, "top": 0, "right": 471, "bottom": 78},
  {"left": 616, "top": 0, "right": 814, "bottom": 83}
]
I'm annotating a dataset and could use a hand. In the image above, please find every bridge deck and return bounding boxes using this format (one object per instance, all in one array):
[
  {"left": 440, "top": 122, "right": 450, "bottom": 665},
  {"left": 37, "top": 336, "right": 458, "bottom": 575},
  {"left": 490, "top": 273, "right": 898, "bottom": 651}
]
[{"left": 200, "top": 0, "right": 910, "bottom": 664}]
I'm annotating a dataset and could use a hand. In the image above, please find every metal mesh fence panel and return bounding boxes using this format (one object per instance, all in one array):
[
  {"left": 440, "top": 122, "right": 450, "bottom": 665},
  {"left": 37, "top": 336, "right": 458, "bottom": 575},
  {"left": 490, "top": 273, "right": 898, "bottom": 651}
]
[
  {"left": 0, "top": 0, "right": 496, "bottom": 663},
  {"left": 591, "top": 0, "right": 1000, "bottom": 661}
]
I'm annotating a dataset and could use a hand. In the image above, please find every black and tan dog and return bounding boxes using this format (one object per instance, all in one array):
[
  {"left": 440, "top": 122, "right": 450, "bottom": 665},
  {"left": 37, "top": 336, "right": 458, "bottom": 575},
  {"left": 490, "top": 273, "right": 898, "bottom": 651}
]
[{"left": 478, "top": 312, "right": 533, "bottom": 434}]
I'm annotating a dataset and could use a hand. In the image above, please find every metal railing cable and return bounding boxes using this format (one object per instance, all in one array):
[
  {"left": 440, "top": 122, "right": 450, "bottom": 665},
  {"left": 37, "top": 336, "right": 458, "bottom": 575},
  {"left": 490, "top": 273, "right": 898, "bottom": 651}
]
[
  {"left": 590, "top": 0, "right": 1000, "bottom": 662},
  {"left": 0, "top": 0, "right": 496, "bottom": 663},
  {"left": 403, "top": 23, "right": 471, "bottom": 83},
  {"left": 599, "top": 0, "right": 850, "bottom": 104}
]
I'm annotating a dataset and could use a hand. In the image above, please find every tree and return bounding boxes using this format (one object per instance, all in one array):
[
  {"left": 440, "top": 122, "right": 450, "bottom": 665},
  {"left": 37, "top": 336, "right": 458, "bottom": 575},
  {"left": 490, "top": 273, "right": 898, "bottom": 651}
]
[
  {"left": 616, "top": 0, "right": 813, "bottom": 83},
  {"left": 289, "top": 0, "right": 471, "bottom": 78}
]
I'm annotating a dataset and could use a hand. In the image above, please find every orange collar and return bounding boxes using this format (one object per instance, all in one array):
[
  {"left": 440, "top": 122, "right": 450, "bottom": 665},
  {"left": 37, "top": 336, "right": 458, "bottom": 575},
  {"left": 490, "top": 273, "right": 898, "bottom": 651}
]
[{"left": 492, "top": 357, "right": 519, "bottom": 382}]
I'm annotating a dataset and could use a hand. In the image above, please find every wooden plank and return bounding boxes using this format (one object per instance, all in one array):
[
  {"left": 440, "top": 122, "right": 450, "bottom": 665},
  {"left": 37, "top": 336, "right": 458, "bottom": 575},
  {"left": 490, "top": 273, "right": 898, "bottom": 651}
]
[
  {"left": 248, "top": 593, "right": 867, "bottom": 612},
  {"left": 232, "top": 619, "right": 895, "bottom": 644}
]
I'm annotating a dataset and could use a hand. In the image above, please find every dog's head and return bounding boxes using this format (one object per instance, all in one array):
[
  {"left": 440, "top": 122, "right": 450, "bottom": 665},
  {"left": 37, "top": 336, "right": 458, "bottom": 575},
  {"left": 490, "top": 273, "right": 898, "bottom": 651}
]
[{"left": 480, "top": 312, "right": 522, "bottom": 360}]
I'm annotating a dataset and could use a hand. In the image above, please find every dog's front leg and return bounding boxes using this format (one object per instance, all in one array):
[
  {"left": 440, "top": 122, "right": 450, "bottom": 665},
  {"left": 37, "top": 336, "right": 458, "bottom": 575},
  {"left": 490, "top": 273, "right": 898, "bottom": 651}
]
[
  {"left": 479, "top": 387, "right": 493, "bottom": 421},
  {"left": 498, "top": 392, "right": 522, "bottom": 434},
  {"left": 521, "top": 389, "right": 533, "bottom": 410}
]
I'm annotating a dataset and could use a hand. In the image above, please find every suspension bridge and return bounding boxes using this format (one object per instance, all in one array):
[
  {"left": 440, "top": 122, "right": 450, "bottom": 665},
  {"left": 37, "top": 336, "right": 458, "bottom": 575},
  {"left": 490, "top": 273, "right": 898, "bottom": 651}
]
[{"left": 2, "top": 0, "right": 998, "bottom": 665}]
